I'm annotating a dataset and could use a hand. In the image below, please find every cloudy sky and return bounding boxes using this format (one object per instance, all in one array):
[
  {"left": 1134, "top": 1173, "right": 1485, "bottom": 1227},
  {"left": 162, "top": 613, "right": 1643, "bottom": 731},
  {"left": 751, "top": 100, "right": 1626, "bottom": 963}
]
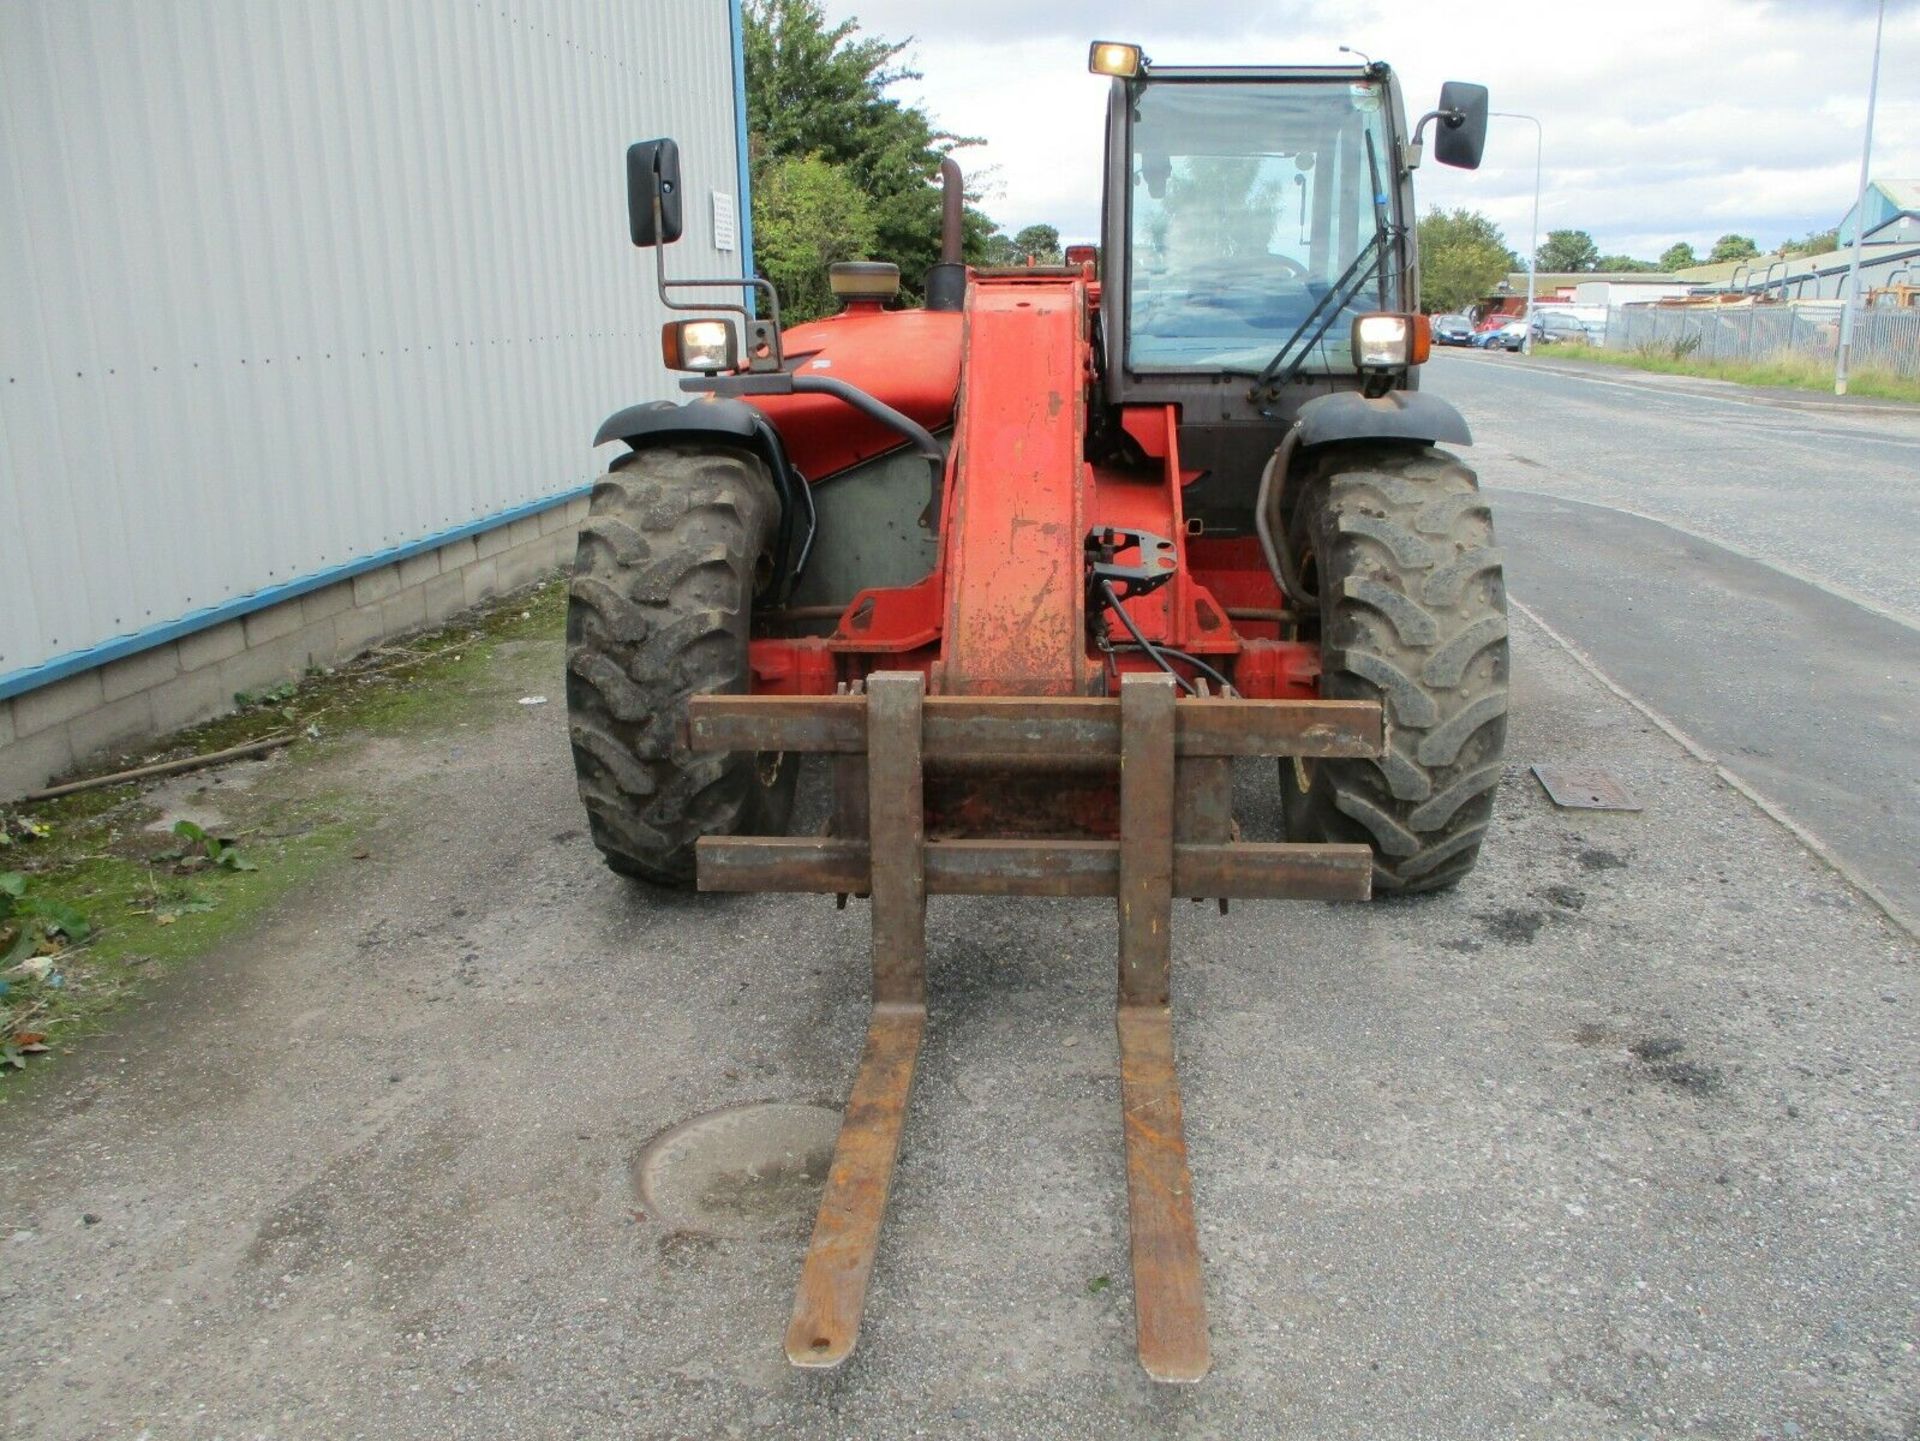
[{"left": 833, "top": 0, "right": 1918, "bottom": 262}]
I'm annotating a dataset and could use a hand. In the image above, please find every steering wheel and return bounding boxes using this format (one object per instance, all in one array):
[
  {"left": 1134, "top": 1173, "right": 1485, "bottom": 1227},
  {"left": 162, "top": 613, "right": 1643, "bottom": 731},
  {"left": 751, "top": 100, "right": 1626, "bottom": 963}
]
[
  {"left": 1183, "top": 253, "right": 1309, "bottom": 289},
  {"left": 1247, "top": 253, "right": 1309, "bottom": 281}
]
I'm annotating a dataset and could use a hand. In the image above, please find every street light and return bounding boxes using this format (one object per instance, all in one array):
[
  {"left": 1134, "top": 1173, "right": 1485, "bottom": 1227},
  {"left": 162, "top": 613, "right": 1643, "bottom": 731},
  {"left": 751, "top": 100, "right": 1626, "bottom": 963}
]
[
  {"left": 1836, "top": 0, "right": 1886, "bottom": 396},
  {"left": 1491, "top": 112, "right": 1542, "bottom": 354}
]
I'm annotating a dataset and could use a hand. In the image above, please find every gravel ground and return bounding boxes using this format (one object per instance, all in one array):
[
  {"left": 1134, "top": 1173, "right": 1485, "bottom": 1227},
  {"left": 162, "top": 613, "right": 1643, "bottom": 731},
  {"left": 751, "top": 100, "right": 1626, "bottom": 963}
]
[{"left": 1, "top": 618, "right": 1914, "bottom": 1440}]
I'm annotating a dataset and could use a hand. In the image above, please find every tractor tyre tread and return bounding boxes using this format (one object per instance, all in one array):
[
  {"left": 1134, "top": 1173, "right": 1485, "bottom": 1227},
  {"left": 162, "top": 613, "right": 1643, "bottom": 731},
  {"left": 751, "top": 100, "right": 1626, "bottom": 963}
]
[
  {"left": 1282, "top": 445, "right": 1509, "bottom": 894},
  {"left": 564, "top": 444, "right": 795, "bottom": 887}
]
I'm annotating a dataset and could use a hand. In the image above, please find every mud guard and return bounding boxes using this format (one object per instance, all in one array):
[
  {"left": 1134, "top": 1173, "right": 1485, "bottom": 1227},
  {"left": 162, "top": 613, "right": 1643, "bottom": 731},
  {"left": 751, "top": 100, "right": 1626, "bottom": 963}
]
[
  {"left": 594, "top": 399, "right": 808, "bottom": 600},
  {"left": 1294, "top": 389, "right": 1473, "bottom": 449}
]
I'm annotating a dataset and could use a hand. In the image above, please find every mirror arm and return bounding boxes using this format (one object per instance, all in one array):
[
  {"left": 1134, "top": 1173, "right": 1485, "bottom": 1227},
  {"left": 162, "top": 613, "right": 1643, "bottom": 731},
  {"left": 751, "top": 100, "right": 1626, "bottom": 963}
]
[
  {"left": 1404, "top": 107, "right": 1467, "bottom": 172},
  {"left": 648, "top": 186, "right": 786, "bottom": 373},
  {"left": 1408, "top": 107, "right": 1464, "bottom": 147}
]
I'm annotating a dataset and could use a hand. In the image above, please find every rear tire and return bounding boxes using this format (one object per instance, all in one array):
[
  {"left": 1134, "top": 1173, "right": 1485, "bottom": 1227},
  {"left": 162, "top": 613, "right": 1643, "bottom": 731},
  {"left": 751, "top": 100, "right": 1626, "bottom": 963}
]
[
  {"left": 1280, "top": 444, "right": 1509, "bottom": 893},
  {"left": 565, "top": 444, "right": 796, "bottom": 886}
]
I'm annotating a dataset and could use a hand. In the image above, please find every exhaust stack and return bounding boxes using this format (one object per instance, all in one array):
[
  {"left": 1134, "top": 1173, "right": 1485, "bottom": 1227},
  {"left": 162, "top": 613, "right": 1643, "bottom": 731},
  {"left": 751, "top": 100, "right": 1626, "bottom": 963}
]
[{"left": 925, "top": 157, "right": 966, "bottom": 311}]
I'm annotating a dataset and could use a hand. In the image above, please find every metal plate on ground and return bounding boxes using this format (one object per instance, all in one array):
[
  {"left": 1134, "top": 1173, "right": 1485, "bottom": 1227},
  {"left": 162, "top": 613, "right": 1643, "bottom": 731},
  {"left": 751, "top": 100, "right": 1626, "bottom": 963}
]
[
  {"left": 1532, "top": 765, "right": 1642, "bottom": 811},
  {"left": 633, "top": 1102, "right": 841, "bottom": 1239}
]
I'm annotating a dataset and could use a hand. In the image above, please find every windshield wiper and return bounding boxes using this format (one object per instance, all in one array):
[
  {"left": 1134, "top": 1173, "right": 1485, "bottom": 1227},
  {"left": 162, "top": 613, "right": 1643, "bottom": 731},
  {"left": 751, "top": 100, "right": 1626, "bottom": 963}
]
[
  {"left": 1253, "top": 131, "right": 1395, "bottom": 395},
  {"left": 1250, "top": 232, "right": 1383, "bottom": 391}
]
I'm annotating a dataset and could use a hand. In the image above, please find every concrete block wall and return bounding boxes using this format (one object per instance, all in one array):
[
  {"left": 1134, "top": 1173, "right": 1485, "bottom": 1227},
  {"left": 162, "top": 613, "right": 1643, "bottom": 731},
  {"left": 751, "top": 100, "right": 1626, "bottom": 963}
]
[{"left": 0, "top": 496, "right": 588, "bottom": 800}]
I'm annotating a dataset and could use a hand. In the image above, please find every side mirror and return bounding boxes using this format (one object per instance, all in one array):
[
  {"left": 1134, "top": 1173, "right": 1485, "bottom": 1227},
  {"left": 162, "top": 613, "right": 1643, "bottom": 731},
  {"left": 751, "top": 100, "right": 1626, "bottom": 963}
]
[
  {"left": 627, "top": 138, "right": 684, "bottom": 246},
  {"left": 1433, "top": 82, "right": 1489, "bottom": 170}
]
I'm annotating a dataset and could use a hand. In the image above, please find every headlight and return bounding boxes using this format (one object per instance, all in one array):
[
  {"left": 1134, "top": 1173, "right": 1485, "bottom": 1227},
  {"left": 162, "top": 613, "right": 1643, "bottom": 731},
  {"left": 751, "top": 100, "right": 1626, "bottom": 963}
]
[
  {"left": 1350, "top": 312, "right": 1431, "bottom": 372},
  {"left": 662, "top": 318, "right": 738, "bottom": 373},
  {"left": 1088, "top": 41, "right": 1145, "bottom": 77}
]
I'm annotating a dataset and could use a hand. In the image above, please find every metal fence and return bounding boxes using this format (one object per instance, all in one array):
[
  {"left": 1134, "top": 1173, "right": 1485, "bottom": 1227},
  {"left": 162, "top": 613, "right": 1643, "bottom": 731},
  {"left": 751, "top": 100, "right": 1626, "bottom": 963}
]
[{"left": 1603, "top": 303, "right": 1920, "bottom": 378}]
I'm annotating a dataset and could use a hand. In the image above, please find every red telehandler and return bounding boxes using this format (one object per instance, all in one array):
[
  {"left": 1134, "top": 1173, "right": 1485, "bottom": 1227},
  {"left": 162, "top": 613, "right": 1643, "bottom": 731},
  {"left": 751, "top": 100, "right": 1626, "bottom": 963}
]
[{"left": 568, "top": 43, "right": 1502, "bottom": 1381}]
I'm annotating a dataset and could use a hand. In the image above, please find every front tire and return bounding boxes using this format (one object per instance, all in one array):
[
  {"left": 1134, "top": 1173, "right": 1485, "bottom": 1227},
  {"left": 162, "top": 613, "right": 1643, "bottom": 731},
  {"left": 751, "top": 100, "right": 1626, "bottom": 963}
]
[
  {"left": 1281, "top": 444, "right": 1509, "bottom": 893},
  {"left": 565, "top": 444, "right": 796, "bottom": 886}
]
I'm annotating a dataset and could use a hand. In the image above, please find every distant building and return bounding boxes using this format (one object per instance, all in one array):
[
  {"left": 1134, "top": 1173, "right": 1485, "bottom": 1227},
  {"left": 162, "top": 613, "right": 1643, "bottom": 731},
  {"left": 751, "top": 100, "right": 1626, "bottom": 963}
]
[
  {"left": 1491, "top": 272, "right": 1692, "bottom": 312},
  {"left": 1839, "top": 179, "right": 1920, "bottom": 246},
  {"left": 1671, "top": 243, "right": 1920, "bottom": 301},
  {"left": 1662, "top": 179, "right": 1920, "bottom": 301}
]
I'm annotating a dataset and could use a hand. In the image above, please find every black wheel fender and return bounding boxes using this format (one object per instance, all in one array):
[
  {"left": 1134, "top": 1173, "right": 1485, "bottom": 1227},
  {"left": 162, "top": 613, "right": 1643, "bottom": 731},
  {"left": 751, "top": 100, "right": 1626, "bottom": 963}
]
[
  {"left": 596, "top": 399, "right": 806, "bottom": 601},
  {"left": 1294, "top": 390, "right": 1473, "bottom": 449}
]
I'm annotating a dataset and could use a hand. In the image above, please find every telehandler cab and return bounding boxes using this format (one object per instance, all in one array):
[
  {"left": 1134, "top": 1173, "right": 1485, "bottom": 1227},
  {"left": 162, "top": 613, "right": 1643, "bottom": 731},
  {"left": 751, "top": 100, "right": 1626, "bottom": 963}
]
[{"left": 568, "top": 44, "right": 1502, "bottom": 1381}]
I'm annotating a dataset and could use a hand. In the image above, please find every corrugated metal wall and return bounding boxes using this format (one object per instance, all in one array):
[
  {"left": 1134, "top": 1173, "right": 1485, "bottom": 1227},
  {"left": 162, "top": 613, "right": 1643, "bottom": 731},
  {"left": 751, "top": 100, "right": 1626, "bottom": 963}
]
[{"left": 0, "top": 0, "right": 747, "bottom": 691}]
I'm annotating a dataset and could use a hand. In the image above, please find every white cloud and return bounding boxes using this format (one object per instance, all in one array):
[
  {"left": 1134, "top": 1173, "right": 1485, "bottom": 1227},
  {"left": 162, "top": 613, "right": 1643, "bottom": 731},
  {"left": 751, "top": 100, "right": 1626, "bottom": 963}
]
[{"left": 835, "top": 0, "right": 1920, "bottom": 259}]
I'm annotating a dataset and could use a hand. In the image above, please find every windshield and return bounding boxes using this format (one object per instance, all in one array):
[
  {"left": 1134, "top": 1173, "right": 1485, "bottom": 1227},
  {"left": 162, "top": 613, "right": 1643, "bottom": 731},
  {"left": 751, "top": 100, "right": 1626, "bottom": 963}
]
[{"left": 1126, "top": 79, "right": 1401, "bottom": 375}]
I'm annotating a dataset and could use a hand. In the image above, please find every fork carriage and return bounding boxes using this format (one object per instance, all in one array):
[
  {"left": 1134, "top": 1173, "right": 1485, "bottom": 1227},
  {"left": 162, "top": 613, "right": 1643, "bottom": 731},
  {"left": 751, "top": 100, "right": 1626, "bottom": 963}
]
[{"left": 689, "top": 673, "right": 1382, "bottom": 1381}]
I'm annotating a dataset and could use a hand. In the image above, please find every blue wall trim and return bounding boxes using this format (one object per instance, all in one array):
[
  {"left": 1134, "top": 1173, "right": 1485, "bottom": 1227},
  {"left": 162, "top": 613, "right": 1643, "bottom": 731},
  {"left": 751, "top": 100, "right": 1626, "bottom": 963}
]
[
  {"left": 728, "top": 0, "right": 756, "bottom": 314},
  {"left": 0, "top": 487, "right": 589, "bottom": 703}
]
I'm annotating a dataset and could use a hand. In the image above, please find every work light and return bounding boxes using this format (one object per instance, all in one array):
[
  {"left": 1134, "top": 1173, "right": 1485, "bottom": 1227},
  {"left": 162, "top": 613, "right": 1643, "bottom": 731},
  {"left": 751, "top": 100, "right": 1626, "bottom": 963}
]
[
  {"left": 662, "top": 318, "right": 739, "bottom": 374},
  {"left": 1350, "top": 312, "right": 1431, "bottom": 372},
  {"left": 1088, "top": 41, "right": 1145, "bottom": 77}
]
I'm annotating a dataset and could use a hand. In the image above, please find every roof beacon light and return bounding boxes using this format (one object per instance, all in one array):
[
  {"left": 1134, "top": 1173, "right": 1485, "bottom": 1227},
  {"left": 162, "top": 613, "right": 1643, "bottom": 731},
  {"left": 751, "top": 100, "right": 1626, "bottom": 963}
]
[
  {"left": 1088, "top": 41, "right": 1145, "bottom": 78},
  {"left": 828, "top": 261, "right": 902, "bottom": 302}
]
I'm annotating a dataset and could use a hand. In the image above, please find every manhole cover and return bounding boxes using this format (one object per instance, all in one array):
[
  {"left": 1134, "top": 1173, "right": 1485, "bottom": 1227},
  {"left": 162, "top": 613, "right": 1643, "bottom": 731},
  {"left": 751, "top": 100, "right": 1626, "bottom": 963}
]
[
  {"left": 633, "top": 1102, "right": 840, "bottom": 1239},
  {"left": 1532, "top": 765, "right": 1642, "bottom": 811}
]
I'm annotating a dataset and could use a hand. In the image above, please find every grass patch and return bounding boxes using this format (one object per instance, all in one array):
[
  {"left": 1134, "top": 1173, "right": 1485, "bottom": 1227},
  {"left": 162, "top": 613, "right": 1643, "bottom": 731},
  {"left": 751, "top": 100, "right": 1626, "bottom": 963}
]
[
  {"left": 1543, "top": 341, "right": 1920, "bottom": 404},
  {"left": 0, "top": 572, "right": 569, "bottom": 1089}
]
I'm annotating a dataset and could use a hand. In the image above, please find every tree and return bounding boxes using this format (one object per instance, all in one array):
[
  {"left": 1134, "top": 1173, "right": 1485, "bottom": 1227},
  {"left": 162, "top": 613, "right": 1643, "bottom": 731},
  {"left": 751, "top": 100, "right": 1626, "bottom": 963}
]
[
  {"left": 1781, "top": 227, "right": 1839, "bottom": 257},
  {"left": 742, "top": 0, "right": 992, "bottom": 312},
  {"left": 1417, "top": 208, "right": 1514, "bottom": 314},
  {"left": 981, "top": 231, "right": 1021, "bottom": 266},
  {"left": 1595, "top": 254, "right": 1660, "bottom": 273},
  {"left": 1160, "top": 157, "right": 1283, "bottom": 264},
  {"left": 1535, "top": 229, "right": 1600, "bottom": 272},
  {"left": 1011, "top": 224, "right": 1062, "bottom": 265},
  {"left": 751, "top": 154, "right": 880, "bottom": 323},
  {"left": 1708, "top": 233, "right": 1760, "bottom": 263},
  {"left": 1659, "top": 241, "right": 1698, "bottom": 270}
]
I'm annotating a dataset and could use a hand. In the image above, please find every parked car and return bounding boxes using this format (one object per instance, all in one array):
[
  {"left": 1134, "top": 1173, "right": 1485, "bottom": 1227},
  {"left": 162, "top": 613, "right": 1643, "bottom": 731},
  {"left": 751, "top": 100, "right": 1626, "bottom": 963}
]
[
  {"left": 1529, "top": 310, "right": 1593, "bottom": 345},
  {"left": 1431, "top": 312, "right": 1476, "bottom": 346},
  {"left": 1473, "top": 317, "right": 1526, "bottom": 350}
]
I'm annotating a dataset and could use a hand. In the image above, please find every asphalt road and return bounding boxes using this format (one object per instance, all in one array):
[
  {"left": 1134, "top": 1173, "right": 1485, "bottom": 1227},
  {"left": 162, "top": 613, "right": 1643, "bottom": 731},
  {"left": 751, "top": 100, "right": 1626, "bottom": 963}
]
[
  {"left": 1431, "top": 349, "right": 1920, "bottom": 932},
  {"left": 3, "top": 607, "right": 1916, "bottom": 1438}
]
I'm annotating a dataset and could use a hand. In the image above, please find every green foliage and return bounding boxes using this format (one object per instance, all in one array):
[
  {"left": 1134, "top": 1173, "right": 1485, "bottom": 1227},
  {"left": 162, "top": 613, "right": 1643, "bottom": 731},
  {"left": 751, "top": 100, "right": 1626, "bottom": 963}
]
[
  {"left": 1010, "top": 224, "right": 1063, "bottom": 265},
  {"left": 1546, "top": 342, "right": 1920, "bottom": 405},
  {"left": 1, "top": 871, "right": 90, "bottom": 966},
  {"left": 1659, "top": 241, "right": 1698, "bottom": 270},
  {"left": 1161, "top": 157, "right": 1283, "bottom": 262},
  {"left": 1536, "top": 229, "right": 1600, "bottom": 273},
  {"left": 743, "top": 0, "right": 997, "bottom": 311},
  {"left": 752, "top": 153, "right": 880, "bottom": 322},
  {"left": 1708, "top": 233, "right": 1760, "bottom": 263},
  {"left": 1418, "top": 208, "right": 1514, "bottom": 314},
  {"left": 981, "top": 225, "right": 1066, "bottom": 267},
  {"left": 1780, "top": 228, "right": 1839, "bottom": 257},
  {"left": 1595, "top": 254, "right": 1661, "bottom": 273},
  {"left": 980, "top": 231, "right": 1021, "bottom": 266},
  {"left": 233, "top": 680, "right": 296, "bottom": 708},
  {"left": 1637, "top": 334, "right": 1703, "bottom": 362},
  {"left": 171, "top": 820, "right": 258, "bottom": 873},
  {"left": 0, "top": 816, "right": 51, "bottom": 850}
]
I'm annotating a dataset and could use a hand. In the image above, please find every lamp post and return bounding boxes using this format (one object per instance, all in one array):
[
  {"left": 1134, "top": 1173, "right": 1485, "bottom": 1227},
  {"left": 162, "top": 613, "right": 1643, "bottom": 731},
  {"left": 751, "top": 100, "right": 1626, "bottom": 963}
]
[
  {"left": 1492, "top": 111, "right": 1542, "bottom": 354},
  {"left": 1835, "top": 0, "right": 1886, "bottom": 396}
]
